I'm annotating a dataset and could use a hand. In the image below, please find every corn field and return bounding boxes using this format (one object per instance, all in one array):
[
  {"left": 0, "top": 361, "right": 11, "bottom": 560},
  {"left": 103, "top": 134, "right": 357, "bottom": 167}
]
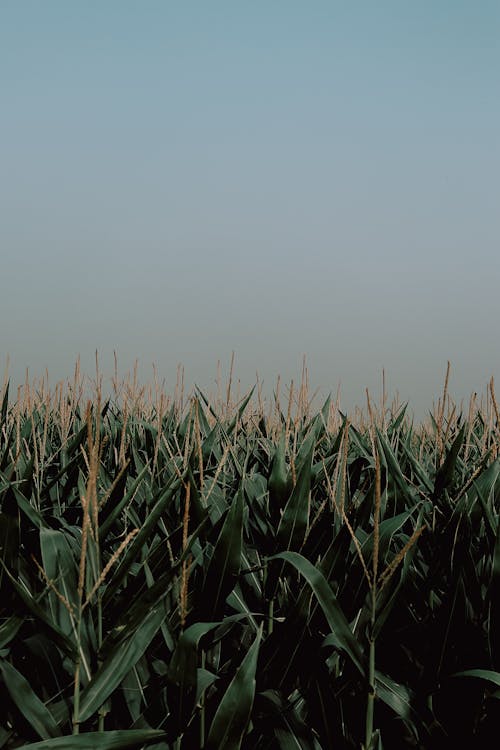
[{"left": 1, "top": 364, "right": 500, "bottom": 749}]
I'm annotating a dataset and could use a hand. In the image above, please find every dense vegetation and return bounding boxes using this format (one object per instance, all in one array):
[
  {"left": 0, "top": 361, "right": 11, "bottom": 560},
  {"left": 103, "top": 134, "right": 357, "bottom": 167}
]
[{"left": 1, "top": 367, "right": 499, "bottom": 749}]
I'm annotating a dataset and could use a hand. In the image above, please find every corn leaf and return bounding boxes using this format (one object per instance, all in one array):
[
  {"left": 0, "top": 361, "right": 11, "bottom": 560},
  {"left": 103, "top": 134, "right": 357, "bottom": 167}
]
[
  {"left": 269, "top": 551, "right": 364, "bottom": 675},
  {"left": 0, "top": 660, "right": 60, "bottom": 739},
  {"left": 15, "top": 730, "right": 167, "bottom": 749},
  {"left": 206, "top": 625, "right": 262, "bottom": 750},
  {"left": 78, "top": 604, "right": 167, "bottom": 723}
]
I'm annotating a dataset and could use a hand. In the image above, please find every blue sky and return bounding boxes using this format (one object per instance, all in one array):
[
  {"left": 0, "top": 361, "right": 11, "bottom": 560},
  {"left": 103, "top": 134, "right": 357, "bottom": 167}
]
[{"left": 1, "top": 1, "right": 499, "bottom": 414}]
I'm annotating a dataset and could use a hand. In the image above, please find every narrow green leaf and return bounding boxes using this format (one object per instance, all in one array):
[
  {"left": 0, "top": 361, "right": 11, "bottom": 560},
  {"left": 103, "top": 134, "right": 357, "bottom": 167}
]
[
  {"left": 376, "top": 429, "right": 414, "bottom": 501},
  {"left": 401, "top": 442, "right": 433, "bottom": 492},
  {"left": 0, "top": 615, "right": 22, "bottom": 648},
  {"left": 226, "top": 387, "right": 256, "bottom": 436},
  {"left": 103, "top": 477, "right": 181, "bottom": 604},
  {"left": 268, "top": 433, "right": 290, "bottom": 510},
  {"left": 375, "top": 670, "right": 415, "bottom": 721},
  {"left": 167, "top": 615, "right": 247, "bottom": 736},
  {"left": 99, "top": 462, "right": 150, "bottom": 539},
  {"left": 433, "top": 425, "right": 465, "bottom": 499},
  {"left": 452, "top": 669, "right": 500, "bottom": 688},
  {"left": 361, "top": 509, "right": 417, "bottom": 567},
  {"left": 15, "top": 729, "right": 167, "bottom": 750},
  {"left": 206, "top": 625, "right": 262, "bottom": 750},
  {"left": 270, "top": 551, "right": 364, "bottom": 675},
  {"left": 0, "top": 660, "right": 60, "bottom": 739},
  {"left": 473, "top": 458, "right": 500, "bottom": 504},
  {"left": 39, "top": 528, "right": 77, "bottom": 632},
  {"left": 195, "top": 668, "right": 218, "bottom": 704},
  {"left": 0, "top": 562, "right": 77, "bottom": 659},
  {"left": 13, "top": 487, "right": 45, "bottom": 529},
  {"left": 78, "top": 604, "right": 166, "bottom": 723},
  {"left": 0, "top": 381, "right": 8, "bottom": 425},
  {"left": 276, "top": 442, "right": 313, "bottom": 551},
  {"left": 201, "top": 485, "right": 244, "bottom": 619}
]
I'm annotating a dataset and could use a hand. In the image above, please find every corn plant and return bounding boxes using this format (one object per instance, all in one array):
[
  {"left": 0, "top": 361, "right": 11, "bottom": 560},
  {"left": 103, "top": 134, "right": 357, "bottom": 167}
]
[{"left": 0, "top": 367, "right": 499, "bottom": 748}]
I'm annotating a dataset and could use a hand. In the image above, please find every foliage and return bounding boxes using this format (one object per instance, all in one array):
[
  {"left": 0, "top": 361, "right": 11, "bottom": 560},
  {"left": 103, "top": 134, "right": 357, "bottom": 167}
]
[{"left": 0, "top": 367, "right": 499, "bottom": 749}]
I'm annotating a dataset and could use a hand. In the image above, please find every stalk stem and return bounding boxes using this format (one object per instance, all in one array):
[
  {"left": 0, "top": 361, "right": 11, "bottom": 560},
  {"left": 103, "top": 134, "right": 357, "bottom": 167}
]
[
  {"left": 72, "top": 617, "right": 82, "bottom": 734},
  {"left": 365, "top": 630, "right": 376, "bottom": 749},
  {"left": 97, "top": 589, "right": 105, "bottom": 731},
  {"left": 200, "top": 648, "right": 206, "bottom": 748},
  {"left": 268, "top": 598, "right": 274, "bottom": 636}
]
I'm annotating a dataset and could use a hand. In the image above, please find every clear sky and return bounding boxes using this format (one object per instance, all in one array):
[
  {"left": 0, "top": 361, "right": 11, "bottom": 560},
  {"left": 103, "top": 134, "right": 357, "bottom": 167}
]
[{"left": 1, "top": 1, "right": 499, "bottom": 415}]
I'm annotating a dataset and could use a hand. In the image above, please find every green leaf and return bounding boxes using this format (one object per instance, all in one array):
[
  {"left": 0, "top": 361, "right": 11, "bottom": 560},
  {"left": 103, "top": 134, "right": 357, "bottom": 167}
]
[
  {"left": 452, "top": 669, "right": 500, "bottom": 688},
  {"left": 0, "top": 381, "right": 8, "bottom": 425},
  {"left": 276, "top": 442, "right": 313, "bottom": 551},
  {"left": 103, "top": 477, "right": 182, "bottom": 604},
  {"left": 15, "top": 730, "right": 167, "bottom": 750},
  {"left": 195, "top": 667, "right": 218, "bottom": 704},
  {"left": 168, "top": 616, "right": 248, "bottom": 692},
  {"left": 12, "top": 487, "right": 45, "bottom": 530},
  {"left": 206, "top": 625, "right": 262, "bottom": 750},
  {"left": 401, "top": 442, "right": 433, "bottom": 492},
  {"left": 78, "top": 604, "right": 167, "bottom": 723},
  {"left": 168, "top": 621, "right": 219, "bottom": 692},
  {"left": 105, "top": 516, "right": 210, "bottom": 650},
  {"left": 201, "top": 485, "right": 244, "bottom": 619},
  {"left": 474, "top": 458, "right": 500, "bottom": 541},
  {"left": 0, "top": 660, "right": 60, "bottom": 739},
  {"left": 39, "top": 528, "right": 77, "bottom": 633},
  {"left": 361, "top": 510, "right": 417, "bottom": 566},
  {"left": 375, "top": 670, "right": 415, "bottom": 721},
  {"left": 99, "top": 462, "right": 150, "bottom": 539},
  {"left": 268, "top": 433, "right": 290, "bottom": 511},
  {"left": 433, "top": 425, "right": 465, "bottom": 499},
  {"left": 226, "top": 387, "right": 256, "bottom": 437},
  {"left": 376, "top": 429, "right": 414, "bottom": 501},
  {"left": 167, "top": 615, "right": 247, "bottom": 736},
  {"left": 473, "top": 458, "right": 500, "bottom": 504},
  {"left": 270, "top": 551, "right": 364, "bottom": 675},
  {"left": 0, "top": 561, "right": 77, "bottom": 659},
  {"left": 490, "top": 498, "right": 500, "bottom": 588},
  {"left": 0, "top": 615, "right": 22, "bottom": 649}
]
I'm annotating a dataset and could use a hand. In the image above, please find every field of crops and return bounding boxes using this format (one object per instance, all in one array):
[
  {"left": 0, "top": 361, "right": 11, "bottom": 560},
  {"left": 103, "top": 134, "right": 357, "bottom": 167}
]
[{"left": 1, "top": 366, "right": 500, "bottom": 749}]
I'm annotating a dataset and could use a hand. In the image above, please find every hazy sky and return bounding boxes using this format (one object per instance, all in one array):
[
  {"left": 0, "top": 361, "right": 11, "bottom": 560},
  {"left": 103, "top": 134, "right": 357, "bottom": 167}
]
[{"left": 1, "top": 1, "right": 499, "bottom": 415}]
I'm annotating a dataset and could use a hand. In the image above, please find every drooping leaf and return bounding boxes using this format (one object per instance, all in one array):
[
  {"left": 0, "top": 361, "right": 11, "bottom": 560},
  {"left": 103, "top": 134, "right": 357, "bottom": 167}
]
[
  {"left": 375, "top": 670, "right": 416, "bottom": 722},
  {"left": 15, "top": 730, "right": 167, "bottom": 750},
  {"left": 452, "top": 669, "right": 500, "bottom": 688},
  {"left": 270, "top": 551, "right": 365, "bottom": 675},
  {"left": 0, "top": 660, "right": 60, "bottom": 739}
]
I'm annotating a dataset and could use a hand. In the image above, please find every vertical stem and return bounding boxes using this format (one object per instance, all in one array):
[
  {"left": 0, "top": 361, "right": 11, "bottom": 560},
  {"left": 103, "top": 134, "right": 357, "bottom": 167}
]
[
  {"left": 200, "top": 649, "right": 206, "bottom": 748},
  {"left": 365, "top": 634, "right": 376, "bottom": 749},
  {"left": 97, "top": 590, "right": 106, "bottom": 731},
  {"left": 365, "top": 588, "right": 376, "bottom": 749},
  {"left": 263, "top": 561, "right": 274, "bottom": 637},
  {"left": 268, "top": 598, "right": 274, "bottom": 636},
  {"left": 72, "top": 618, "right": 82, "bottom": 734},
  {"left": 366, "top": 447, "right": 380, "bottom": 749}
]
